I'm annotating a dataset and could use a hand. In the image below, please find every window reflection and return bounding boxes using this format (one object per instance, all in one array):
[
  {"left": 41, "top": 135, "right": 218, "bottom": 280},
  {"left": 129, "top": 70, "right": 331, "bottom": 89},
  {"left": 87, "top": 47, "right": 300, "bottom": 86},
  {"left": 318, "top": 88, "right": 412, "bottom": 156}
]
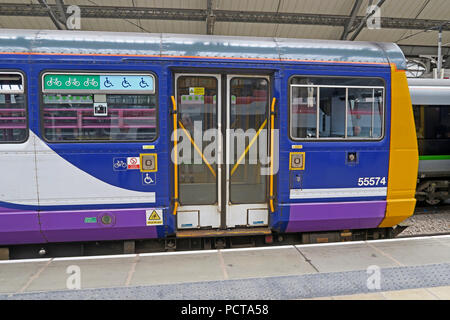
[
  {"left": 42, "top": 94, "right": 157, "bottom": 142},
  {"left": 0, "top": 74, "right": 27, "bottom": 143},
  {"left": 290, "top": 76, "right": 384, "bottom": 140}
]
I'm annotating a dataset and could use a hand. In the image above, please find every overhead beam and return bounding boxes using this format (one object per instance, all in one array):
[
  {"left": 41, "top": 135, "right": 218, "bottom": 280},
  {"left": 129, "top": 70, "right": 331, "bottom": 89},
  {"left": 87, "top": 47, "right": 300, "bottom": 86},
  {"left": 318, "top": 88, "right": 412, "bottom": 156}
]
[
  {"left": 399, "top": 44, "right": 450, "bottom": 57},
  {"left": 206, "top": 0, "right": 215, "bottom": 35},
  {"left": 348, "top": 0, "right": 386, "bottom": 41},
  {"left": 54, "top": 0, "right": 67, "bottom": 25},
  {"left": 340, "top": 0, "right": 363, "bottom": 40},
  {"left": 1, "top": 3, "right": 450, "bottom": 32},
  {"left": 37, "top": 0, "right": 66, "bottom": 30}
]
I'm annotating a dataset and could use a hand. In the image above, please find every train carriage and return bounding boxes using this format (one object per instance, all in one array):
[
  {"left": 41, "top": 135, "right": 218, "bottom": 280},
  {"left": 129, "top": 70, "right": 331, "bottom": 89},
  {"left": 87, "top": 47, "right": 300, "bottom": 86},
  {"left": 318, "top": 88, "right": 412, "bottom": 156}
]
[
  {"left": 0, "top": 29, "right": 418, "bottom": 251},
  {"left": 409, "top": 78, "right": 450, "bottom": 205}
]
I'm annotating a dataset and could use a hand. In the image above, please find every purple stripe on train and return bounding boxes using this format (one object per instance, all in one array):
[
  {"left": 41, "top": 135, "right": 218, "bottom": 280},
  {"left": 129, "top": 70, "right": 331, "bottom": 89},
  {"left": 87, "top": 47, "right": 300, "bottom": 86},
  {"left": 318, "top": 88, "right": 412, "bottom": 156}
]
[
  {"left": 0, "top": 210, "right": 46, "bottom": 245},
  {"left": 0, "top": 206, "right": 161, "bottom": 245},
  {"left": 284, "top": 201, "right": 386, "bottom": 233},
  {"left": 39, "top": 208, "right": 160, "bottom": 243}
]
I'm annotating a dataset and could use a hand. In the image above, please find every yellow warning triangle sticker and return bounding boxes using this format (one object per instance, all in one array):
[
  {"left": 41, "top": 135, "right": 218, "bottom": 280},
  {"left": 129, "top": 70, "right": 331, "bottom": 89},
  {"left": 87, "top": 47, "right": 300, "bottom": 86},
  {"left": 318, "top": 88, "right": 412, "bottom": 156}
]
[{"left": 148, "top": 210, "right": 160, "bottom": 221}]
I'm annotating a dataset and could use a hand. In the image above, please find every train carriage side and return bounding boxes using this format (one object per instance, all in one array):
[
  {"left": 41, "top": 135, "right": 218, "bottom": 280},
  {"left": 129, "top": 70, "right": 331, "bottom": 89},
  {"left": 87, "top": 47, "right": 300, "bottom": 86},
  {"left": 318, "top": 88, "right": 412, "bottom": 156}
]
[
  {"left": 0, "top": 31, "right": 172, "bottom": 246},
  {"left": 0, "top": 30, "right": 419, "bottom": 249},
  {"left": 273, "top": 62, "right": 418, "bottom": 235},
  {"left": 409, "top": 78, "right": 450, "bottom": 205}
]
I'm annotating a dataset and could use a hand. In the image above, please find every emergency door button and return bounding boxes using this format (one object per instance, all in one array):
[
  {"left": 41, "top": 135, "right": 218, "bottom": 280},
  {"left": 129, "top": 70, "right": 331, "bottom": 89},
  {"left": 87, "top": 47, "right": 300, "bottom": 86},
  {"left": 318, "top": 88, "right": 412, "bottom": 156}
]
[
  {"left": 140, "top": 153, "right": 158, "bottom": 172},
  {"left": 290, "top": 152, "right": 305, "bottom": 170}
]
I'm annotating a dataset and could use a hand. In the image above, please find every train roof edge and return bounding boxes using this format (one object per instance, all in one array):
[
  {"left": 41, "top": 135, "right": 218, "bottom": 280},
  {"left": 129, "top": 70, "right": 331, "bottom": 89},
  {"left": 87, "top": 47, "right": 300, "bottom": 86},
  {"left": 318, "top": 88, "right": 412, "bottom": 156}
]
[
  {"left": 408, "top": 78, "right": 450, "bottom": 105},
  {"left": 0, "top": 28, "right": 406, "bottom": 70},
  {"left": 408, "top": 78, "right": 450, "bottom": 86}
]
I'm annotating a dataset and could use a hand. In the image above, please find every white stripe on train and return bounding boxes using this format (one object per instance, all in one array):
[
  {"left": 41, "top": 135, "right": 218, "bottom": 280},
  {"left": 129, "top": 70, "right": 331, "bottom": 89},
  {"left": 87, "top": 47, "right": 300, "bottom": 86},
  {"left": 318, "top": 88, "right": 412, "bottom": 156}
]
[{"left": 290, "top": 187, "right": 387, "bottom": 199}]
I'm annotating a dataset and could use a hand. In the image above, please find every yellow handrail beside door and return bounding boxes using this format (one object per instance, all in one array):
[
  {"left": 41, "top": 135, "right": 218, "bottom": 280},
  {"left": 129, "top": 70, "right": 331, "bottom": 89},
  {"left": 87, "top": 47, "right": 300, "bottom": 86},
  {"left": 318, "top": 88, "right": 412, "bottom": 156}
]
[
  {"left": 269, "top": 97, "right": 276, "bottom": 213},
  {"left": 171, "top": 96, "right": 179, "bottom": 216}
]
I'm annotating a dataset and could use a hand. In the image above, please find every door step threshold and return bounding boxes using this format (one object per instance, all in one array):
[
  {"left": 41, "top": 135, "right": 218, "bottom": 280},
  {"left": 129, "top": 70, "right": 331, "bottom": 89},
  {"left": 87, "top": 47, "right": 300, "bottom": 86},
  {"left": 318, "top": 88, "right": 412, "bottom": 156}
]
[{"left": 176, "top": 227, "right": 271, "bottom": 238}]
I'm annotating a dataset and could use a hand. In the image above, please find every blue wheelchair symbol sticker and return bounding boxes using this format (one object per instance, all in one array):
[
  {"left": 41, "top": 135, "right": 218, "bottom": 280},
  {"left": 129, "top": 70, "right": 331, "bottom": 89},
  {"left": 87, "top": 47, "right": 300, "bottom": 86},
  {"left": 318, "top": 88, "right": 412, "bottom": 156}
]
[
  {"left": 113, "top": 157, "right": 127, "bottom": 171},
  {"left": 142, "top": 173, "right": 156, "bottom": 186},
  {"left": 122, "top": 77, "right": 131, "bottom": 88},
  {"left": 104, "top": 77, "right": 114, "bottom": 88},
  {"left": 139, "top": 77, "right": 149, "bottom": 88}
]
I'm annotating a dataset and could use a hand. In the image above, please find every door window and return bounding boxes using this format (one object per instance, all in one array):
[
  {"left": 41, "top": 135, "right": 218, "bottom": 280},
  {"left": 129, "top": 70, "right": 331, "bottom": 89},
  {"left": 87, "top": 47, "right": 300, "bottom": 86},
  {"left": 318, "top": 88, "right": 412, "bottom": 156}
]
[
  {"left": 177, "top": 76, "right": 218, "bottom": 205},
  {"left": 229, "top": 77, "right": 269, "bottom": 204}
]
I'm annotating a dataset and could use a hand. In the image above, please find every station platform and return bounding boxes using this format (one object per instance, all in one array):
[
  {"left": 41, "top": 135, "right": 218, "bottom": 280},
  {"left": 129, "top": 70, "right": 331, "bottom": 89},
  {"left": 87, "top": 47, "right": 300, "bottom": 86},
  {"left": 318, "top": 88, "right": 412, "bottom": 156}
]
[{"left": 0, "top": 235, "right": 449, "bottom": 300}]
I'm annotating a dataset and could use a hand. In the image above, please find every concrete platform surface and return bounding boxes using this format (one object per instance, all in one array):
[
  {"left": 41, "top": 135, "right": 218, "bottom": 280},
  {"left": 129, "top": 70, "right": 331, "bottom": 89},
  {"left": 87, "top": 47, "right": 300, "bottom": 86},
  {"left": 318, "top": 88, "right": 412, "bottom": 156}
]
[
  {"left": 317, "top": 285, "right": 450, "bottom": 300},
  {"left": 0, "top": 235, "right": 449, "bottom": 300}
]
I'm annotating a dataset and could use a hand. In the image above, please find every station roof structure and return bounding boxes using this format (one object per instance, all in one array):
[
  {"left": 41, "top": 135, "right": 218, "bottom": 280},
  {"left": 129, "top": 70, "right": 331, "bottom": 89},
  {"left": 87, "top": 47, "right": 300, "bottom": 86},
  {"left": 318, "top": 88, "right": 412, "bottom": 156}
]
[{"left": 0, "top": 0, "right": 449, "bottom": 63}]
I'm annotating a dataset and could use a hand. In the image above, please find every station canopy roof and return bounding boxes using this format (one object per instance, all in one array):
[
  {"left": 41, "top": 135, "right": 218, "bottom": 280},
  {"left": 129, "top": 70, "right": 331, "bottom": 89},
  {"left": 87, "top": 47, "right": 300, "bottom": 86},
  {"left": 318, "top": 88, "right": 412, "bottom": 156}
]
[{"left": 0, "top": 0, "right": 449, "bottom": 59}]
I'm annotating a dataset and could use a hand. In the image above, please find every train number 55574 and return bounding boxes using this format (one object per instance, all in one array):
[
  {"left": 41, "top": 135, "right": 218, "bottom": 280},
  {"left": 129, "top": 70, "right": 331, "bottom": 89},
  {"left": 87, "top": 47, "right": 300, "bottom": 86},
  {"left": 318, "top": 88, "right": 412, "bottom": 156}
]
[{"left": 357, "top": 177, "right": 386, "bottom": 186}]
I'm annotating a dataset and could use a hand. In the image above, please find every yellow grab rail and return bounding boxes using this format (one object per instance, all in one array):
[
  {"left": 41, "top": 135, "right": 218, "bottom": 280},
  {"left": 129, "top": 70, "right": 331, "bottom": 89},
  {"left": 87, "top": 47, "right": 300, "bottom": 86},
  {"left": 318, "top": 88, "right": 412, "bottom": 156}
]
[
  {"left": 171, "top": 96, "right": 179, "bottom": 216},
  {"left": 269, "top": 97, "right": 276, "bottom": 213},
  {"left": 178, "top": 120, "right": 216, "bottom": 178},
  {"left": 230, "top": 118, "right": 268, "bottom": 177}
]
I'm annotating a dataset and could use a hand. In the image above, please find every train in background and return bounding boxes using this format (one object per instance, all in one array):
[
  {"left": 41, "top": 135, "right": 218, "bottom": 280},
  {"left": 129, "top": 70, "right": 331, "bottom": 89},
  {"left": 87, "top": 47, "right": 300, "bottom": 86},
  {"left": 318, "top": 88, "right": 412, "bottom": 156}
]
[
  {"left": 0, "top": 29, "right": 418, "bottom": 256},
  {"left": 409, "top": 79, "right": 450, "bottom": 206}
]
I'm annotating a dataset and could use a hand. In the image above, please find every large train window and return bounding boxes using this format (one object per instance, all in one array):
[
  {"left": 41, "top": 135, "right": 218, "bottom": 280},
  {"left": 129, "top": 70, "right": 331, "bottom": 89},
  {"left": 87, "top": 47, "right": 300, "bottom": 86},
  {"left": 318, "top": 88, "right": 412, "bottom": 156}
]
[
  {"left": 40, "top": 72, "right": 157, "bottom": 142},
  {"left": 0, "top": 72, "right": 27, "bottom": 143},
  {"left": 290, "top": 76, "right": 385, "bottom": 140},
  {"left": 413, "top": 104, "right": 450, "bottom": 155}
]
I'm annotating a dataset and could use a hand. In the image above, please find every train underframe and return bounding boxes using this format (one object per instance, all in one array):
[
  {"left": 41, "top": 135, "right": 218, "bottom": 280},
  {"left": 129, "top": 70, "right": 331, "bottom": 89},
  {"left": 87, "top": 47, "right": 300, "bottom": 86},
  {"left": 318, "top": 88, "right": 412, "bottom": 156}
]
[
  {"left": 1, "top": 226, "right": 403, "bottom": 260},
  {"left": 416, "top": 178, "right": 450, "bottom": 205}
]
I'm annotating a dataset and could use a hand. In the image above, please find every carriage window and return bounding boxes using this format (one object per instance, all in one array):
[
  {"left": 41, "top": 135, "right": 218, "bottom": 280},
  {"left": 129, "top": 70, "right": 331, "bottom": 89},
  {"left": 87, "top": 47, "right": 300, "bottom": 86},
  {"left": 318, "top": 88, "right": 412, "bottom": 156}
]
[
  {"left": 0, "top": 73, "right": 27, "bottom": 143},
  {"left": 414, "top": 105, "right": 450, "bottom": 140},
  {"left": 347, "top": 88, "right": 383, "bottom": 138},
  {"left": 413, "top": 105, "right": 450, "bottom": 156},
  {"left": 319, "top": 87, "right": 346, "bottom": 138},
  {"left": 290, "top": 86, "right": 317, "bottom": 138},
  {"left": 41, "top": 73, "right": 157, "bottom": 142},
  {"left": 290, "top": 76, "right": 384, "bottom": 140}
]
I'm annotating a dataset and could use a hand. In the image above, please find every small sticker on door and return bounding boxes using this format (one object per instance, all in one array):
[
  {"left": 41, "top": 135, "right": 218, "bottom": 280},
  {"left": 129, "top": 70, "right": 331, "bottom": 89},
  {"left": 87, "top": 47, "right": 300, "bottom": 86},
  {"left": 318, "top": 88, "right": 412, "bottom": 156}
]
[
  {"left": 189, "top": 87, "right": 205, "bottom": 95},
  {"left": 146, "top": 209, "right": 163, "bottom": 226},
  {"left": 113, "top": 157, "right": 127, "bottom": 171},
  {"left": 127, "top": 157, "right": 140, "bottom": 169},
  {"left": 142, "top": 172, "right": 156, "bottom": 186}
]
